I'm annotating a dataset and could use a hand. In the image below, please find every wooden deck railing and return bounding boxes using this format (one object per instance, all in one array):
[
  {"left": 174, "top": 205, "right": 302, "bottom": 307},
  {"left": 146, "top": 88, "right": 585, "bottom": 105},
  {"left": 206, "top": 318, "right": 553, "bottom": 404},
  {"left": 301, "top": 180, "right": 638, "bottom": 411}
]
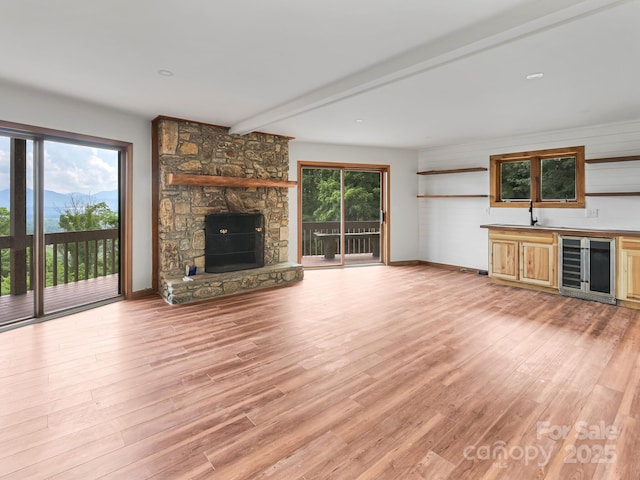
[
  {"left": 0, "top": 228, "right": 119, "bottom": 297},
  {"left": 301, "top": 221, "right": 380, "bottom": 256}
]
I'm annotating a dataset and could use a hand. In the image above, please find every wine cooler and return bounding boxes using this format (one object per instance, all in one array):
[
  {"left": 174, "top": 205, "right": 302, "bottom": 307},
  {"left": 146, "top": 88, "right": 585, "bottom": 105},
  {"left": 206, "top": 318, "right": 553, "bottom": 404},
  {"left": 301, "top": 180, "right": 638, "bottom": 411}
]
[{"left": 559, "top": 236, "right": 616, "bottom": 304}]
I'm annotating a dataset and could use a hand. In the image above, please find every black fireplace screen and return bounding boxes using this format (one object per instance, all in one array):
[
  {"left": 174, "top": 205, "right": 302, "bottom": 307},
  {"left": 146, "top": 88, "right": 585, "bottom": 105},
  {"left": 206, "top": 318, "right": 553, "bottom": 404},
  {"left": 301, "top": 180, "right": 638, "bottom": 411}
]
[{"left": 205, "top": 213, "right": 265, "bottom": 273}]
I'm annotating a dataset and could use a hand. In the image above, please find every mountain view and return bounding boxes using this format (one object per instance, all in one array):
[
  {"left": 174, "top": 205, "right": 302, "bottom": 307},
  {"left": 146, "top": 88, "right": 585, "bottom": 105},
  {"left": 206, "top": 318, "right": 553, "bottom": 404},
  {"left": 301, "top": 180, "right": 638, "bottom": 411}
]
[{"left": 0, "top": 188, "right": 119, "bottom": 232}]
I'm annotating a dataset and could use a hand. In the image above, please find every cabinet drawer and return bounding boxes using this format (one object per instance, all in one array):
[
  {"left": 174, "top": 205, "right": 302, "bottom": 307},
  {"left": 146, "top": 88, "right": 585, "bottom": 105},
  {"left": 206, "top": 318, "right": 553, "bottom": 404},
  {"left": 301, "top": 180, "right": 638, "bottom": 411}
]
[{"left": 620, "top": 237, "right": 640, "bottom": 251}]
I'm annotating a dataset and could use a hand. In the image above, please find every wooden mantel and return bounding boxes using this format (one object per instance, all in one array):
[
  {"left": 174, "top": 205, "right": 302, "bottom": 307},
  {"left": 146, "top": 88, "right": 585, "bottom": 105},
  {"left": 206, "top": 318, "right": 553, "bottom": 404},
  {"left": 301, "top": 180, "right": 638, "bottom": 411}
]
[{"left": 166, "top": 173, "right": 297, "bottom": 188}]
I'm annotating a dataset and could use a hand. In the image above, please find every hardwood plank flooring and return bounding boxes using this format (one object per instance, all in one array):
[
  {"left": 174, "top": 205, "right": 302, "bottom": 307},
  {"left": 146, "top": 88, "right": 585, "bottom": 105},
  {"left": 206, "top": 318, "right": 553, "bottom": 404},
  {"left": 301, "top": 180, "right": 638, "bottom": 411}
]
[{"left": 1, "top": 265, "right": 640, "bottom": 479}]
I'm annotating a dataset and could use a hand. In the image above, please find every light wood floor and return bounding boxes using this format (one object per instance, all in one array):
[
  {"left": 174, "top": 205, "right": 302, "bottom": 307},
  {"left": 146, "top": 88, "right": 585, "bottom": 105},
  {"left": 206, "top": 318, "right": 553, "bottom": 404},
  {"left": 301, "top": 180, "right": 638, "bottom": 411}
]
[{"left": 1, "top": 265, "right": 639, "bottom": 479}]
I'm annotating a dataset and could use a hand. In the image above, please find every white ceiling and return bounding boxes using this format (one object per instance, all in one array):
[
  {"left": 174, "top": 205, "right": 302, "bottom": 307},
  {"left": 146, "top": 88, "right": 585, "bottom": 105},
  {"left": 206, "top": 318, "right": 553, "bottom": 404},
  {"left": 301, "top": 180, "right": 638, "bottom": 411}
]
[{"left": 1, "top": 0, "right": 639, "bottom": 149}]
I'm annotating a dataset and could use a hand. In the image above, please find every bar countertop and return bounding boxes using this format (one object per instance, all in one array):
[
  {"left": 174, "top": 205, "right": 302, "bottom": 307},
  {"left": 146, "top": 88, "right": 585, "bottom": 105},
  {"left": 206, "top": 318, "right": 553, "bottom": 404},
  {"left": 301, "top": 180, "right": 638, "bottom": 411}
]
[{"left": 480, "top": 223, "right": 640, "bottom": 237}]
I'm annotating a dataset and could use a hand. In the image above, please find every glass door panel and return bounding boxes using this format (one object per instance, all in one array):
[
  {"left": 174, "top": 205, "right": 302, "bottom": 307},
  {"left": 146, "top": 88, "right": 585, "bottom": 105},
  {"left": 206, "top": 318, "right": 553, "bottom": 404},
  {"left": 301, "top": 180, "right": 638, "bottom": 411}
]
[
  {"left": 300, "top": 167, "right": 342, "bottom": 267},
  {"left": 344, "top": 170, "right": 383, "bottom": 266},
  {"left": 42, "top": 141, "right": 120, "bottom": 314},
  {"left": 589, "top": 239, "right": 613, "bottom": 295},
  {"left": 0, "top": 136, "right": 35, "bottom": 325}
]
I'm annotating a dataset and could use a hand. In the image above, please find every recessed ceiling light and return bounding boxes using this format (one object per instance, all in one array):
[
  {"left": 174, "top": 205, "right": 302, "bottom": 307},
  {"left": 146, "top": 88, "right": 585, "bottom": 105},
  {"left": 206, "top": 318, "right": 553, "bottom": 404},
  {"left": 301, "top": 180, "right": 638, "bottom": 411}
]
[
  {"left": 157, "top": 69, "right": 174, "bottom": 77},
  {"left": 525, "top": 72, "right": 544, "bottom": 80},
  {"left": 355, "top": 119, "right": 364, "bottom": 124}
]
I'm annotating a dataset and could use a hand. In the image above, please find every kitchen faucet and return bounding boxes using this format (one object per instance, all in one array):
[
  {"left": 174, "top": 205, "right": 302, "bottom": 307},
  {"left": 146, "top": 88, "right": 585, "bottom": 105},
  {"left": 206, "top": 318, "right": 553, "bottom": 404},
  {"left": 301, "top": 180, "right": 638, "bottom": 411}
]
[{"left": 529, "top": 200, "right": 538, "bottom": 226}]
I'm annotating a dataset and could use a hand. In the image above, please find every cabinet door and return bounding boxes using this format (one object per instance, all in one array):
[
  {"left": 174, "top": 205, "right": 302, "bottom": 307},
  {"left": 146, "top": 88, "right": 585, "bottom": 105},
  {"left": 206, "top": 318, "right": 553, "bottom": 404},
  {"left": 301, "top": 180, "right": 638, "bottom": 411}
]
[
  {"left": 489, "top": 239, "right": 519, "bottom": 281},
  {"left": 619, "top": 238, "right": 640, "bottom": 302},
  {"left": 520, "top": 242, "right": 556, "bottom": 287}
]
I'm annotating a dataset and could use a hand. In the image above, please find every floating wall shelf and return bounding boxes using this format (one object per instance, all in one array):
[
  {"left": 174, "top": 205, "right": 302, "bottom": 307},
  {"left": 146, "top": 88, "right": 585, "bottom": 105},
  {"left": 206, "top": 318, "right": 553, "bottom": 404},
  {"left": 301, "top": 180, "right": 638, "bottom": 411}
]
[
  {"left": 585, "top": 155, "right": 640, "bottom": 164},
  {"left": 166, "top": 173, "right": 297, "bottom": 188},
  {"left": 584, "top": 154, "right": 640, "bottom": 196},
  {"left": 417, "top": 167, "right": 488, "bottom": 175},
  {"left": 417, "top": 194, "right": 489, "bottom": 199},
  {"left": 585, "top": 192, "right": 640, "bottom": 197},
  {"left": 417, "top": 166, "right": 488, "bottom": 198}
]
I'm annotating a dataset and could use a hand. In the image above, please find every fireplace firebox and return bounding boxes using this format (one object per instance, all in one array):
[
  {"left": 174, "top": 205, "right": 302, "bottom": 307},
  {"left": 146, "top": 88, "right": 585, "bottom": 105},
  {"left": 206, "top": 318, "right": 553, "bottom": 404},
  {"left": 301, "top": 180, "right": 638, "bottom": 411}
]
[{"left": 205, "top": 213, "right": 264, "bottom": 273}]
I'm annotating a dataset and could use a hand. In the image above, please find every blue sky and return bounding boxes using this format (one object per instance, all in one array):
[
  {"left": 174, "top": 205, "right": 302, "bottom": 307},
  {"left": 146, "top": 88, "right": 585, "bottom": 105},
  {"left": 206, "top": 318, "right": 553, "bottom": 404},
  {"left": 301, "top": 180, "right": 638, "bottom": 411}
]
[{"left": 0, "top": 136, "right": 118, "bottom": 194}]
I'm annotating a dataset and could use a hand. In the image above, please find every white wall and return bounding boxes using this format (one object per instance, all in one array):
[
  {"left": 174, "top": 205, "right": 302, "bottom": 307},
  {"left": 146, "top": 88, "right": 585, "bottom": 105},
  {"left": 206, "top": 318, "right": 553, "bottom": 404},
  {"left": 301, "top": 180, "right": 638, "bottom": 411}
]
[
  {"left": 418, "top": 119, "right": 640, "bottom": 270},
  {"left": 8, "top": 77, "right": 636, "bottom": 280},
  {"left": 0, "top": 79, "right": 152, "bottom": 291},
  {"left": 288, "top": 141, "right": 419, "bottom": 263}
]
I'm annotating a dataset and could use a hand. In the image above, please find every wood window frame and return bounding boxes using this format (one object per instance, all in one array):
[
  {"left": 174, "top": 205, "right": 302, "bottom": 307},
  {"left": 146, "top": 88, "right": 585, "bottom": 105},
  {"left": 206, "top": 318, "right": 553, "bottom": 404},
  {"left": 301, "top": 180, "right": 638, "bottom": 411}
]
[{"left": 490, "top": 146, "right": 585, "bottom": 208}]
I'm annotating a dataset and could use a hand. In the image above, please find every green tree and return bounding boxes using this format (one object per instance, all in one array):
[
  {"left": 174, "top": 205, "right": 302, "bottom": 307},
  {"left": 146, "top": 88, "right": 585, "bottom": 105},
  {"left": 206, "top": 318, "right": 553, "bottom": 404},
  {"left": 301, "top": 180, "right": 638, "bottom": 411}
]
[
  {"left": 313, "top": 170, "right": 342, "bottom": 222},
  {"left": 344, "top": 171, "right": 380, "bottom": 221},
  {"left": 0, "top": 207, "right": 8, "bottom": 235},
  {"left": 500, "top": 157, "right": 576, "bottom": 201},
  {"left": 501, "top": 161, "right": 531, "bottom": 200},
  {"left": 541, "top": 157, "right": 576, "bottom": 200},
  {"left": 302, "top": 169, "right": 380, "bottom": 222},
  {"left": 58, "top": 195, "right": 118, "bottom": 231},
  {"left": 0, "top": 207, "right": 9, "bottom": 295},
  {"left": 301, "top": 169, "right": 338, "bottom": 222},
  {"left": 56, "top": 196, "right": 119, "bottom": 283}
]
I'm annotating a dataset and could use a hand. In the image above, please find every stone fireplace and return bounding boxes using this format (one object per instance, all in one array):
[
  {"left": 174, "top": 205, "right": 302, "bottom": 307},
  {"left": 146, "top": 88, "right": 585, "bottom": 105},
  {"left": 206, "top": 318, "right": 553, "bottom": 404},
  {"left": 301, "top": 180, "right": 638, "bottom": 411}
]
[{"left": 152, "top": 116, "right": 303, "bottom": 304}]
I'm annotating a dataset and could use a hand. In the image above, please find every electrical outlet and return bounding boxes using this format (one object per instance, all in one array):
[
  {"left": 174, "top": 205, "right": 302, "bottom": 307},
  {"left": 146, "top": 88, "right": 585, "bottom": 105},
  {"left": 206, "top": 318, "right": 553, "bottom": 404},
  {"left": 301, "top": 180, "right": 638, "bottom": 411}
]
[
  {"left": 484, "top": 207, "right": 491, "bottom": 215},
  {"left": 585, "top": 208, "right": 599, "bottom": 218}
]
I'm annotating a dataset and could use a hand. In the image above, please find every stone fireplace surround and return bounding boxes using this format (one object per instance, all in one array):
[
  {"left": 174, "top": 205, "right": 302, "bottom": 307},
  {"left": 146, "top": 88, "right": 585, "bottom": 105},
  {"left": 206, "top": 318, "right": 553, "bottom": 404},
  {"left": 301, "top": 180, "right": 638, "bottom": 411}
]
[{"left": 152, "top": 116, "right": 303, "bottom": 304}]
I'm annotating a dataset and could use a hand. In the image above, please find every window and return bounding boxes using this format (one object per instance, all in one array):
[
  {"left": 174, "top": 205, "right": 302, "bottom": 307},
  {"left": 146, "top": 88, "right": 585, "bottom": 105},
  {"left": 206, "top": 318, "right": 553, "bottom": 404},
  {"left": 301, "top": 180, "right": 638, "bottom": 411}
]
[{"left": 490, "top": 146, "right": 585, "bottom": 208}]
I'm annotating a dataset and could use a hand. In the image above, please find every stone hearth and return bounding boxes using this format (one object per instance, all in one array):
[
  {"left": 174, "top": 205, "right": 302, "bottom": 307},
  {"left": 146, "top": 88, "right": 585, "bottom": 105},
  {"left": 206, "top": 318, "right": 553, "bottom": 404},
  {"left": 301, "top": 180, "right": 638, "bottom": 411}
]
[
  {"left": 161, "top": 262, "right": 303, "bottom": 304},
  {"left": 153, "top": 116, "right": 303, "bottom": 304}
]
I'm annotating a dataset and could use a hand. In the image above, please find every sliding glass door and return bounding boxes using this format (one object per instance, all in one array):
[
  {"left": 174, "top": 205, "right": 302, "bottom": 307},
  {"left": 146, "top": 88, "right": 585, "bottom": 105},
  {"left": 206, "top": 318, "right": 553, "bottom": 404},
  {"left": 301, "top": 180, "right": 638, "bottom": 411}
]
[
  {"left": 343, "top": 170, "right": 383, "bottom": 266},
  {"left": 300, "top": 167, "right": 343, "bottom": 267},
  {"left": 0, "top": 130, "right": 123, "bottom": 328},
  {"left": 0, "top": 136, "right": 34, "bottom": 321},
  {"left": 299, "top": 163, "right": 387, "bottom": 268},
  {"left": 42, "top": 140, "right": 121, "bottom": 314}
]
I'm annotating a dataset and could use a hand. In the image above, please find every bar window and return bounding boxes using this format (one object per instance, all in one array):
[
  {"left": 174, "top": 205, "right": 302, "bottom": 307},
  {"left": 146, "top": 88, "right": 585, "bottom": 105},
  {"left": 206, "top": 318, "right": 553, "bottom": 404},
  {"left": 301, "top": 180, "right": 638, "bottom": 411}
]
[{"left": 490, "top": 146, "right": 585, "bottom": 208}]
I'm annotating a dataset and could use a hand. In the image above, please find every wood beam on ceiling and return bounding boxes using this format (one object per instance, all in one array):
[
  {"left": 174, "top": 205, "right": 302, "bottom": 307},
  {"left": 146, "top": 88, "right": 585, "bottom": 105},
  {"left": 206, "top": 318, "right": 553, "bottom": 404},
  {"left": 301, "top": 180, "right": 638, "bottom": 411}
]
[{"left": 229, "top": 0, "right": 631, "bottom": 136}]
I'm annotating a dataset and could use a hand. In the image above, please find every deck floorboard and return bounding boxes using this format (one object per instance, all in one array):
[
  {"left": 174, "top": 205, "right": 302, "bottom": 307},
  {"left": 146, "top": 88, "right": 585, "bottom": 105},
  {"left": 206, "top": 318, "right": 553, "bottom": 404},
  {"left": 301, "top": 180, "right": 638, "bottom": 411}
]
[{"left": 0, "top": 274, "right": 120, "bottom": 324}]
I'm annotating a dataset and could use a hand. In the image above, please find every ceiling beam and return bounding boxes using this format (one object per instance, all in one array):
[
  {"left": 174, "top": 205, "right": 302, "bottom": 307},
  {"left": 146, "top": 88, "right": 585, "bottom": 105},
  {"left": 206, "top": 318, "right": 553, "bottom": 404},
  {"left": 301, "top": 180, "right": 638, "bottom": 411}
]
[{"left": 229, "top": 0, "right": 631, "bottom": 136}]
